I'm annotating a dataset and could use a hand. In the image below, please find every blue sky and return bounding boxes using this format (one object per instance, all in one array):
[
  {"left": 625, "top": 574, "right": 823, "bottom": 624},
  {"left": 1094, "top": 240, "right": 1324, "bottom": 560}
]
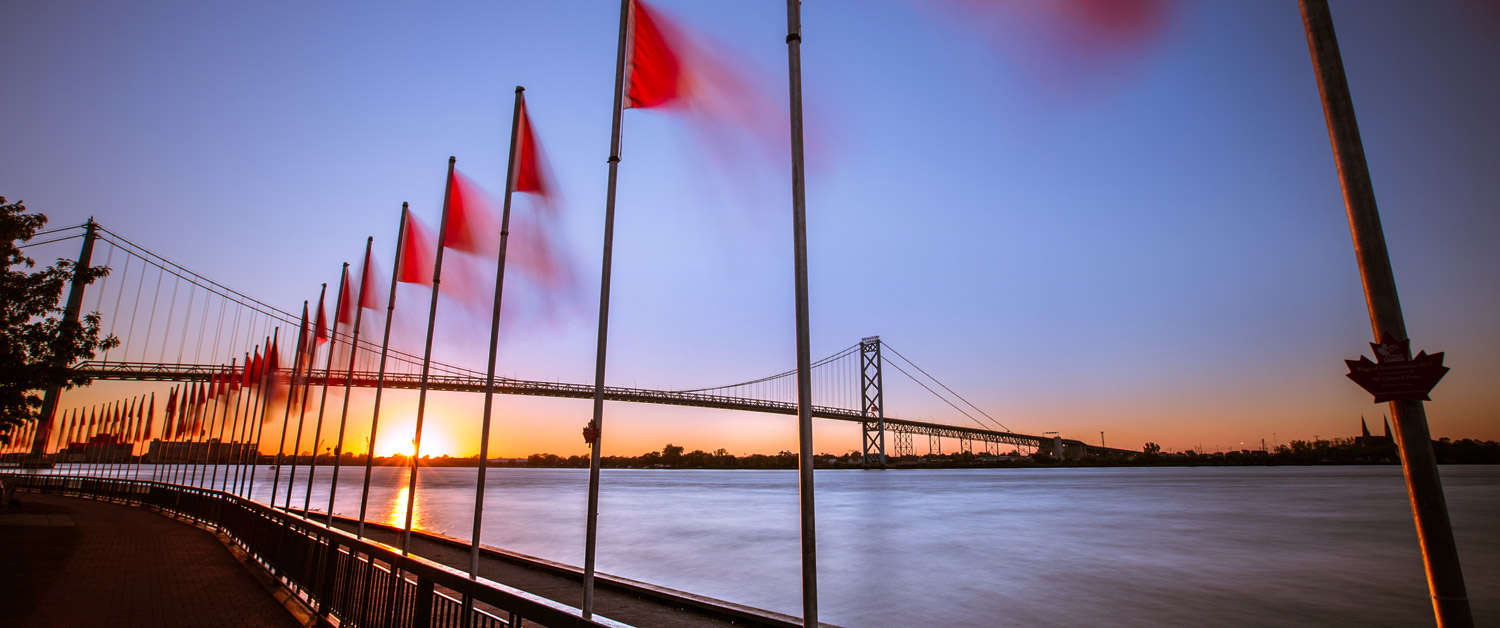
[{"left": 3, "top": 0, "right": 1497, "bottom": 456}]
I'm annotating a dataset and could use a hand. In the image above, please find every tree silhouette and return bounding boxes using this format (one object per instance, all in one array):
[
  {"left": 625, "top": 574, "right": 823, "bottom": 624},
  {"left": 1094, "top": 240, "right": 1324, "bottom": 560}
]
[{"left": 1, "top": 197, "right": 117, "bottom": 445}]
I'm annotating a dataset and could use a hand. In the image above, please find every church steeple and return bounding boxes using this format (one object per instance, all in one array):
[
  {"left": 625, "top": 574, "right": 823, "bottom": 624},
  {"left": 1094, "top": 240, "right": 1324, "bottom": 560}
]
[{"left": 1361, "top": 416, "right": 1371, "bottom": 438}]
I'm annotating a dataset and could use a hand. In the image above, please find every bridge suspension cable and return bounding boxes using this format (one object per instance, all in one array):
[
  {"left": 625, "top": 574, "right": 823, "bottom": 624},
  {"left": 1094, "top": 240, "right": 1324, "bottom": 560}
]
[
  {"left": 879, "top": 341, "right": 1010, "bottom": 433},
  {"left": 55, "top": 222, "right": 486, "bottom": 380}
]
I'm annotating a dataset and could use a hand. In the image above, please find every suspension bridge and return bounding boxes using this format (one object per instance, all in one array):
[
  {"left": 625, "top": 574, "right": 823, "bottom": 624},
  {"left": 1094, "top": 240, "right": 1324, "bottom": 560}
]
[{"left": 12, "top": 220, "right": 1137, "bottom": 463}]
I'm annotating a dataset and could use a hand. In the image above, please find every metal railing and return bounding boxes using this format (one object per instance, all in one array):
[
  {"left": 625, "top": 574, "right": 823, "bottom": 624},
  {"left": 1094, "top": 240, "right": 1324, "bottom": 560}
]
[{"left": 9, "top": 474, "right": 631, "bottom": 628}]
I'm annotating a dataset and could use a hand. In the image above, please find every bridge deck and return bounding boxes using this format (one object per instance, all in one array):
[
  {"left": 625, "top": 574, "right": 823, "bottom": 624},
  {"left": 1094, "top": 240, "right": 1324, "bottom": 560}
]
[{"left": 74, "top": 361, "right": 1139, "bottom": 455}]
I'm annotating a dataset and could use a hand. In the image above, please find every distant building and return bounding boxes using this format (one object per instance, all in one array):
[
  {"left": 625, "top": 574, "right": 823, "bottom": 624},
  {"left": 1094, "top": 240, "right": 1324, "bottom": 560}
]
[
  {"left": 61, "top": 435, "right": 134, "bottom": 463},
  {"left": 1354, "top": 416, "right": 1395, "bottom": 448},
  {"left": 147, "top": 438, "right": 257, "bottom": 463}
]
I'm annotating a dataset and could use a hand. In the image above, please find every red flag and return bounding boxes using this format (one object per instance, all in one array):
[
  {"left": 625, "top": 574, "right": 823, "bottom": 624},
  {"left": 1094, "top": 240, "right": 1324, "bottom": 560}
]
[
  {"left": 514, "top": 98, "right": 550, "bottom": 197},
  {"left": 185, "top": 382, "right": 199, "bottom": 436},
  {"left": 337, "top": 266, "right": 356, "bottom": 325},
  {"left": 398, "top": 212, "right": 435, "bottom": 285},
  {"left": 144, "top": 393, "right": 155, "bottom": 442},
  {"left": 177, "top": 385, "right": 190, "bottom": 440},
  {"left": 133, "top": 396, "right": 145, "bottom": 442},
  {"left": 247, "top": 346, "right": 265, "bottom": 386},
  {"left": 359, "top": 258, "right": 381, "bottom": 310},
  {"left": 314, "top": 290, "right": 329, "bottom": 347},
  {"left": 626, "top": 0, "right": 685, "bottom": 109},
  {"left": 164, "top": 386, "right": 178, "bottom": 440},
  {"left": 217, "top": 366, "right": 237, "bottom": 398},
  {"left": 442, "top": 170, "right": 494, "bottom": 255}
]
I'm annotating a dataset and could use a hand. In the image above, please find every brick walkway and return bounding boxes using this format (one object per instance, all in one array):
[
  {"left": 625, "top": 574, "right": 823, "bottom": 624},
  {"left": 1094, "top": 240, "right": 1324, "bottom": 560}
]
[{"left": 0, "top": 492, "right": 303, "bottom": 628}]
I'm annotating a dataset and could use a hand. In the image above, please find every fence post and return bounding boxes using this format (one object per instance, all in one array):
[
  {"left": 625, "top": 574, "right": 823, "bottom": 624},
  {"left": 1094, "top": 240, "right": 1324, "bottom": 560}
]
[{"left": 413, "top": 577, "right": 435, "bottom": 628}]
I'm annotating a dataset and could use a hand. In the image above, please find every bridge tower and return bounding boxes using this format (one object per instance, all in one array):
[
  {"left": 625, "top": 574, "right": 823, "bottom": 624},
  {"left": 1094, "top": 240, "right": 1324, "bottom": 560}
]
[
  {"left": 859, "top": 336, "right": 886, "bottom": 468},
  {"left": 31, "top": 219, "right": 97, "bottom": 456}
]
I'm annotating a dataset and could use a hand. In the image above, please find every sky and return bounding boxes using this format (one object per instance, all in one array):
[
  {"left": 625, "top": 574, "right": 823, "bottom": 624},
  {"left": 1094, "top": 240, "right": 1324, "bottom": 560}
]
[{"left": 3, "top": 0, "right": 1498, "bottom": 457}]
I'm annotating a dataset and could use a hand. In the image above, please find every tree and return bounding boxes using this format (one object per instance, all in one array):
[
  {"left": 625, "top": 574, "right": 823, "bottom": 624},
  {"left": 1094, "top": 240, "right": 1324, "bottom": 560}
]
[
  {"left": 661, "top": 443, "right": 684, "bottom": 465},
  {"left": 1142, "top": 442, "right": 1162, "bottom": 455},
  {"left": 1, "top": 197, "right": 117, "bottom": 446}
]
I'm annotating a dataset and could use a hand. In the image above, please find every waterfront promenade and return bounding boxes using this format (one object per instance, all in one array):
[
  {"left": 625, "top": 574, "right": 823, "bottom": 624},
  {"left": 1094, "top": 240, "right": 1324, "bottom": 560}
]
[
  {"left": 1, "top": 493, "right": 304, "bottom": 628},
  {"left": 331, "top": 516, "right": 818, "bottom": 628}
]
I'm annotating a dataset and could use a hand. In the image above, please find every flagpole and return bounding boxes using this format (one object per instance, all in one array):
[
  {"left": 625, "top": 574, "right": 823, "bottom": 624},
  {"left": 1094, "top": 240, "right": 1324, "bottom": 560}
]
[
  {"left": 247, "top": 329, "right": 280, "bottom": 501},
  {"left": 1299, "top": 2, "right": 1470, "bottom": 625},
  {"left": 225, "top": 357, "right": 252, "bottom": 493},
  {"left": 305, "top": 279, "right": 340, "bottom": 517},
  {"left": 582, "top": 0, "right": 633, "bottom": 617},
  {"left": 209, "top": 362, "right": 236, "bottom": 490},
  {"left": 180, "top": 383, "right": 201, "bottom": 485},
  {"left": 173, "top": 386, "right": 193, "bottom": 485},
  {"left": 331, "top": 243, "right": 373, "bottom": 527},
  {"left": 360, "top": 205, "right": 409, "bottom": 540},
  {"left": 468, "top": 86, "right": 527, "bottom": 581},
  {"left": 232, "top": 351, "right": 261, "bottom": 494},
  {"left": 198, "top": 370, "right": 229, "bottom": 487},
  {"left": 132, "top": 397, "right": 146, "bottom": 482},
  {"left": 287, "top": 288, "right": 325, "bottom": 513},
  {"left": 190, "top": 375, "right": 219, "bottom": 486},
  {"left": 272, "top": 304, "right": 310, "bottom": 508},
  {"left": 784, "top": 1, "right": 819, "bottom": 625},
  {"left": 400, "top": 156, "right": 457, "bottom": 556},
  {"left": 153, "top": 392, "right": 170, "bottom": 483}
]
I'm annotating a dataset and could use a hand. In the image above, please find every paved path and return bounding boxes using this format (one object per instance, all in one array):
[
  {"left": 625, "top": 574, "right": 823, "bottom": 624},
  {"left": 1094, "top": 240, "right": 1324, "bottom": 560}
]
[{"left": 0, "top": 492, "right": 303, "bottom": 628}]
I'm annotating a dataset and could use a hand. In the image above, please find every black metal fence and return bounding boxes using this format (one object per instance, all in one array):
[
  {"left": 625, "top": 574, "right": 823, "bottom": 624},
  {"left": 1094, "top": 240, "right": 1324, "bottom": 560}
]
[{"left": 10, "top": 474, "right": 631, "bottom": 628}]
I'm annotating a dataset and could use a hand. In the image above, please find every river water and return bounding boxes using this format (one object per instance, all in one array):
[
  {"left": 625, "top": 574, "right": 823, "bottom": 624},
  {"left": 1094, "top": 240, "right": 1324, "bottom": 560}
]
[{"left": 47, "top": 463, "right": 1499, "bottom": 627}]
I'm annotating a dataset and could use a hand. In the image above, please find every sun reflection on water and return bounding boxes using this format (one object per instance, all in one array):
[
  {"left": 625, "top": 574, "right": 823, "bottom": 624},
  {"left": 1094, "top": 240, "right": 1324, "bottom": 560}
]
[{"left": 386, "top": 471, "right": 412, "bottom": 528}]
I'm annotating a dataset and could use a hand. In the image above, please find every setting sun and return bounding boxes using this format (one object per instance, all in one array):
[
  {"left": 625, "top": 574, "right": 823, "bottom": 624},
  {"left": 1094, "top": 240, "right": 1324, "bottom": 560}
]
[{"left": 372, "top": 417, "right": 458, "bottom": 458}]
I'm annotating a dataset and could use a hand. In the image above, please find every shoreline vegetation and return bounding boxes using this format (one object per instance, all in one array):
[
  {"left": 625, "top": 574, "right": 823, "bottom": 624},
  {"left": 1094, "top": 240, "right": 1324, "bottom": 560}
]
[{"left": 248, "top": 438, "right": 1500, "bottom": 469}]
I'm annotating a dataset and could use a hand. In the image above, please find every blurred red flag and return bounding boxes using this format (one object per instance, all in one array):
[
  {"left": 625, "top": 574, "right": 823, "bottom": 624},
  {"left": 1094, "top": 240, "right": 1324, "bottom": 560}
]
[
  {"left": 314, "top": 291, "right": 329, "bottom": 347},
  {"left": 164, "top": 387, "right": 177, "bottom": 440},
  {"left": 144, "top": 393, "right": 155, "bottom": 443},
  {"left": 442, "top": 171, "right": 496, "bottom": 256},
  {"left": 133, "top": 396, "right": 145, "bottom": 442},
  {"left": 177, "top": 388, "right": 189, "bottom": 439},
  {"left": 246, "top": 349, "right": 261, "bottom": 386},
  {"left": 627, "top": 0, "right": 685, "bottom": 109},
  {"left": 398, "top": 212, "right": 435, "bottom": 285},
  {"left": 337, "top": 266, "right": 355, "bottom": 325},
  {"left": 514, "top": 99, "right": 550, "bottom": 197}
]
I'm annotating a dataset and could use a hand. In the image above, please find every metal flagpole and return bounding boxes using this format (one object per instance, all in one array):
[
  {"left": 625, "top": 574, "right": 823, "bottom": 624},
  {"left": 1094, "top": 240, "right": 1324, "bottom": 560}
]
[
  {"left": 287, "top": 288, "right": 325, "bottom": 512},
  {"left": 785, "top": 1, "right": 819, "bottom": 625},
  {"left": 232, "top": 351, "right": 260, "bottom": 494},
  {"left": 224, "top": 360, "right": 251, "bottom": 493},
  {"left": 1298, "top": 2, "right": 1471, "bottom": 625},
  {"left": 330, "top": 243, "right": 373, "bottom": 526},
  {"left": 190, "top": 375, "right": 220, "bottom": 486},
  {"left": 359, "top": 205, "right": 409, "bottom": 540},
  {"left": 304, "top": 278, "right": 341, "bottom": 517},
  {"left": 400, "top": 156, "right": 457, "bottom": 556},
  {"left": 246, "top": 329, "right": 280, "bottom": 501},
  {"left": 272, "top": 304, "right": 310, "bottom": 508},
  {"left": 197, "top": 369, "right": 230, "bottom": 487},
  {"left": 209, "top": 361, "right": 237, "bottom": 489},
  {"left": 153, "top": 392, "right": 171, "bottom": 483},
  {"left": 470, "top": 86, "right": 527, "bottom": 580},
  {"left": 172, "top": 390, "right": 191, "bottom": 485},
  {"left": 582, "top": 0, "right": 632, "bottom": 617},
  {"left": 132, "top": 397, "right": 146, "bottom": 482}
]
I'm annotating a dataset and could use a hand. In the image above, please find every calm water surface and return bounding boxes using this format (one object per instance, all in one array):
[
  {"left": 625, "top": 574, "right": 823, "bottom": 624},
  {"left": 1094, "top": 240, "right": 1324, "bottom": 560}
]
[{"left": 55, "top": 463, "right": 1499, "bottom": 627}]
